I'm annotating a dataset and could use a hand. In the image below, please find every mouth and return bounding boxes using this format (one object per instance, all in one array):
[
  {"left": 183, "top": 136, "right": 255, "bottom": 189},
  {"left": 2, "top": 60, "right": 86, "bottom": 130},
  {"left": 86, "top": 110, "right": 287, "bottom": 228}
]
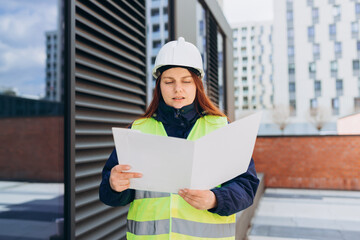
[{"left": 173, "top": 97, "right": 185, "bottom": 101}]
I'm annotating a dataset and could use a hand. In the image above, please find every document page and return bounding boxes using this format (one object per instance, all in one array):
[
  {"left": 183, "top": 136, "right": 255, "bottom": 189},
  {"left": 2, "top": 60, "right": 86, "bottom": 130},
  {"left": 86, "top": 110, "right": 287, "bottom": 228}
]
[
  {"left": 112, "top": 111, "right": 262, "bottom": 193},
  {"left": 113, "top": 128, "right": 194, "bottom": 193},
  {"left": 191, "top": 112, "right": 262, "bottom": 190}
]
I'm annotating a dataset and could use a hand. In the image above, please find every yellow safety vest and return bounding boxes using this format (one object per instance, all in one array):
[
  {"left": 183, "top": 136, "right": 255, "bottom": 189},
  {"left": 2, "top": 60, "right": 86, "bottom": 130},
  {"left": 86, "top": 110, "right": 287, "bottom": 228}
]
[{"left": 127, "top": 115, "right": 236, "bottom": 240}]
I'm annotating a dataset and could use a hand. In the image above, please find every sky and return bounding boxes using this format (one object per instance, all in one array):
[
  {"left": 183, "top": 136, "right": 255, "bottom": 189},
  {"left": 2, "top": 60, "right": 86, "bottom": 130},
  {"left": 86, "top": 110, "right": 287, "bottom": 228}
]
[
  {"left": 0, "top": 0, "right": 57, "bottom": 98},
  {"left": 0, "top": 0, "right": 273, "bottom": 99},
  {"left": 222, "top": 0, "right": 274, "bottom": 24}
]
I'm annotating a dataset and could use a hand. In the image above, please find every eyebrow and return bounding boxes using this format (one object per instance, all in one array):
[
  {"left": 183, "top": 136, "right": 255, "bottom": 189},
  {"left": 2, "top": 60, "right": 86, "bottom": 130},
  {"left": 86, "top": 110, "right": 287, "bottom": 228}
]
[{"left": 162, "top": 75, "right": 192, "bottom": 80}]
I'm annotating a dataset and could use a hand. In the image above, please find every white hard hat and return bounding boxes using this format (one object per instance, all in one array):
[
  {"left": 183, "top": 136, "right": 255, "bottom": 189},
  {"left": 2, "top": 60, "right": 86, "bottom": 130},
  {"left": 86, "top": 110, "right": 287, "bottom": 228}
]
[{"left": 152, "top": 37, "right": 205, "bottom": 79}]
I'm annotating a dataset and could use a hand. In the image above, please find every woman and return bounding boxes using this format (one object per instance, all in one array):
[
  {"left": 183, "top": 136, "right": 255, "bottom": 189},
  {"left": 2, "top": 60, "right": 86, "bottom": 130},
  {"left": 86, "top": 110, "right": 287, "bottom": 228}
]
[{"left": 99, "top": 37, "right": 259, "bottom": 239}]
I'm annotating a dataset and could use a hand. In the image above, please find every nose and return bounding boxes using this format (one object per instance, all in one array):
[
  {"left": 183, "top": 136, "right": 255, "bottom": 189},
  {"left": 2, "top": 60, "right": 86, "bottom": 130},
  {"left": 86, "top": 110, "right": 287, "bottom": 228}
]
[{"left": 174, "top": 82, "right": 183, "bottom": 92}]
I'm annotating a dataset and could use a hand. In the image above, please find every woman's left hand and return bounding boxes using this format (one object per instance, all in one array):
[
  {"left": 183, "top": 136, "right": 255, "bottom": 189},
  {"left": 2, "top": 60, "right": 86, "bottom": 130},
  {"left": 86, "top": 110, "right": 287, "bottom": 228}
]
[{"left": 178, "top": 189, "right": 217, "bottom": 210}]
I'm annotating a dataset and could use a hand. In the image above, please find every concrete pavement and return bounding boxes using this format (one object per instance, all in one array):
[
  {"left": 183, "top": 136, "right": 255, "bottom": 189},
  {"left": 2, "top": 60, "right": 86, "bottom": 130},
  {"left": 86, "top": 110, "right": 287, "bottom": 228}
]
[
  {"left": 0, "top": 181, "right": 63, "bottom": 240},
  {"left": 247, "top": 188, "right": 360, "bottom": 240}
]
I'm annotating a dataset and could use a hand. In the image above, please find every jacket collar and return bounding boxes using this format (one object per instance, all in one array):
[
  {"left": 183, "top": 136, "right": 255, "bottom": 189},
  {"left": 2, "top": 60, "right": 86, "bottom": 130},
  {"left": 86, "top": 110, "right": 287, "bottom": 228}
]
[{"left": 154, "top": 100, "right": 201, "bottom": 127}]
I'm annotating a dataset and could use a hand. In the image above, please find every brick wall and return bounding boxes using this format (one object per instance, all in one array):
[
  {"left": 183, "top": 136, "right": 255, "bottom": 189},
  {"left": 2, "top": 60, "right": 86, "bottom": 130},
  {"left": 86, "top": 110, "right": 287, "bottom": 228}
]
[
  {"left": 253, "top": 135, "right": 360, "bottom": 190},
  {"left": 0, "top": 116, "right": 64, "bottom": 182}
]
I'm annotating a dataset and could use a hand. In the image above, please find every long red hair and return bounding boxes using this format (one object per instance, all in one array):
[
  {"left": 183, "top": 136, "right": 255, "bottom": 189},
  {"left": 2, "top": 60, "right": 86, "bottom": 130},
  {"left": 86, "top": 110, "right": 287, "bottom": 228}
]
[{"left": 141, "top": 70, "right": 227, "bottom": 119}]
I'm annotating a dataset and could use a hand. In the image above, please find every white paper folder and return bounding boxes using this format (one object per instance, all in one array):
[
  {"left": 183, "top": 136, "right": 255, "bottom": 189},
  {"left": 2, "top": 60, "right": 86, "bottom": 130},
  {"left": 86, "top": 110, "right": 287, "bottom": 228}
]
[{"left": 112, "top": 111, "right": 262, "bottom": 193}]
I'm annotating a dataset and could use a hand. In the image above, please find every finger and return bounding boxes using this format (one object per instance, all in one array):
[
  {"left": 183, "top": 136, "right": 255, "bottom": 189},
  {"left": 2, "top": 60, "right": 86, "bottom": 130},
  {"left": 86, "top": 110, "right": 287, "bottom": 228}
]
[
  {"left": 110, "top": 179, "right": 130, "bottom": 192},
  {"left": 119, "top": 172, "right": 143, "bottom": 179},
  {"left": 113, "top": 165, "right": 131, "bottom": 172},
  {"left": 114, "top": 183, "right": 131, "bottom": 192},
  {"left": 179, "top": 189, "right": 201, "bottom": 199},
  {"left": 179, "top": 189, "right": 200, "bottom": 203}
]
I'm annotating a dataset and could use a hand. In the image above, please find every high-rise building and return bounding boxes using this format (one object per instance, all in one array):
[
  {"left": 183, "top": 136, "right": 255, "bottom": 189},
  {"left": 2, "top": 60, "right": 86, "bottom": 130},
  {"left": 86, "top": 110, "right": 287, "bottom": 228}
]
[
  {"left": 272, "top": 0, "right": 360, "bottom": 134},
  {"left": 45, "top": 30, "right": 59, "bottom": 101},
  {"left": 146, "top": 0, "right": 169, "bottom": 104},
  {"left": 232, "top": 22, "right": 274, "bottom": 120},
  {"left": 44, "top": 0, "right": 64, "bottom": 102}
]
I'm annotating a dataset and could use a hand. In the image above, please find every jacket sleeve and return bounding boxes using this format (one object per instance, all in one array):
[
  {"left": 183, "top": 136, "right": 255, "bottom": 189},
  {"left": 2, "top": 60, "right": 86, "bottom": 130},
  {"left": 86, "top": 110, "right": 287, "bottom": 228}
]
[
  {"left": 99, "top": 148, "right": 135, "bottom": 207},
  {"left": 208, "top": 158, "right": 259, "bottom": 216}
]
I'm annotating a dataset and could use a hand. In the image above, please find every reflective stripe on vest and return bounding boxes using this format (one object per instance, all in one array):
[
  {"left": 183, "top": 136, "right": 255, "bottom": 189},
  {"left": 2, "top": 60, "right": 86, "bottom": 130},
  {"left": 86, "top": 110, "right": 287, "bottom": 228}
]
[{"left": 128, "top": 115, "right": 235, "bottom": 239}]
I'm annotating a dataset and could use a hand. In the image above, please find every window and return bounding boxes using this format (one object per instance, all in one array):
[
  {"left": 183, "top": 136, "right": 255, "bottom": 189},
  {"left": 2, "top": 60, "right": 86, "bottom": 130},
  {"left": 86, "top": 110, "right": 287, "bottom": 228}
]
[
  {"left": 290, "top": 100, "right": 296, "bottom": 116},
  {"left": 152, "top": 40, "right": 161, "bottom": 48},
  {"left": 331, "top": 60, "right": 338, "bottom": 73},
  {"left": 234, "top": 68, "right": 238, "bottom": 76},
  {"left": 242, "top": 57, "right": 248, "bottom": 64},
  {"left": 313, "top": 44, "right": 320, "bottom": 56},
  {"left": 310, "top": 98, "right": 318, "bottom": 109},
  {"left": 152, "top": 24, "right": 160, "bottom": 32},
  {"left": 288, "top": 46, "right": 294, "bottom": 56},
  {"left": 241, "top": 36, "right": 247, "bottom": 45},
  {"left": 242, "top": 77, "right": 247, "bottom": 84},
  {"left": 242, "top": 27, "right": 247, "bottom": 34},
  {"left": 242, "top": 66, "right": 247, "bottom": 74},
  {"left": 333, "top": 5, "right": 341, "bottom": 19},
  {"left": 234, "top": 58, "right": 239, "bottom": 65},
  {"left": 357, "top": 41, "right": 360, "bottom": 51},
  {"left": 233, "top": 29, "right": 238, "bottom": 37},
  {"left": 288, "top": 63, "right": 295, "bottom": 74},
  {"left": 314, "top": 80, "right": 321, "bottom": 97},
  {"left": 308, "top": 26, "right": 315, "bottom": 40},
  {"left": 288, "top": 28, "right": 294, "bottom": 38},
  {"left": 355, "top": 97, "right": 360, "bottom": 111},
  {"left": 241, "top": 47, "right": 247, "bottom": 56},
  {"left": 332, "top": 98, "right": 339, "bottom": 115},
  {"left": 312, "top": 8, "right": 319, "bottom": 20},
  {"left": 163, "top": 7, "right": 168, "bottom": 15},
  {"left": 336, "top": 79, "right": 343, "bottom": 96},
  {"left": 243, "top": 86, "right": 249, "bottom": 94},
  {"left": 151, "top": 8, "right": 160, "bottom": 16},
  {"left": 251, "top": 26, "right": 255, "bottom": 35},
  {"left": 164, "top": 23, "right": 168, "bottom": 31},
  {"left": 335, "top": 42, "right": 342, "bottom": 54},
  {"left": 329, "top": 24, "right": 336, "bottom": 36},
  {"left": 309, "top": 62, "right": 316, "bottom": 73},
  {"left": 287, "top": 11, "right": 293, "bottom": 21},
  {"left": 289, "top": 82, "right": 296, "bottom": 92},
  {"left": 356, "top": 3, "right": 360, "bottom": 15},
  {"left": 352, "top": 22, "right": 359, "bottom": 34},
  {"left": 353, "top": 60, "right": 360, "bottom": 71}
]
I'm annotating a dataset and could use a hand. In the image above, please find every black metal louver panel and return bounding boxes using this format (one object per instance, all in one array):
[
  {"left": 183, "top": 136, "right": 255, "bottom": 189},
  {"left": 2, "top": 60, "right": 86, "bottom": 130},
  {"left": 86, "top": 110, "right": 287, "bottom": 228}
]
[
  {"left": 74, "top": 0, "right": 146, "bottom": 239},
  {"left": 207, "top": 13, "right": 219, "bottom": 106}
]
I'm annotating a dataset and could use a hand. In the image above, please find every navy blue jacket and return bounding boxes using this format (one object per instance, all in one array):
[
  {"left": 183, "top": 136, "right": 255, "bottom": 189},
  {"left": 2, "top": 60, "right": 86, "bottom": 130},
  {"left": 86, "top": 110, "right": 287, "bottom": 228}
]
[{"left": 99, "top": 101, "right": 260, "bottom": 216}]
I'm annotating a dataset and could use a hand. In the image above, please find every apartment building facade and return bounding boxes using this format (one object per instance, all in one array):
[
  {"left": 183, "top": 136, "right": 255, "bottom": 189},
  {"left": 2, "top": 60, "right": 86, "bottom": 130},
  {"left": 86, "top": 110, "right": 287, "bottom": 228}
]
[
  {"left": 232, "top": 22, "right": 274, "bottom": 120},
  {"left": 272, "top": 0, "right": 360, "bottom": 134}
]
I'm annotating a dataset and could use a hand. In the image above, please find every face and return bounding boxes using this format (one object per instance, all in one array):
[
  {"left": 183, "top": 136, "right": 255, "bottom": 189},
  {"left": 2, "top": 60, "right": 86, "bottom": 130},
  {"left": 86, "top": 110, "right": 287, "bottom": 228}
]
[{"left": 160, "top": 67, "right": 197, "bottom": 109}]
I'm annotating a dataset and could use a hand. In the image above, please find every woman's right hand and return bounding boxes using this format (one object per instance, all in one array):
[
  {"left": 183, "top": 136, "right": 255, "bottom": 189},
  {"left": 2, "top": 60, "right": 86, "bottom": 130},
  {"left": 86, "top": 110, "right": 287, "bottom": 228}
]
[{"left": 109, "top": 165, "right": 142, "bottom": 192}]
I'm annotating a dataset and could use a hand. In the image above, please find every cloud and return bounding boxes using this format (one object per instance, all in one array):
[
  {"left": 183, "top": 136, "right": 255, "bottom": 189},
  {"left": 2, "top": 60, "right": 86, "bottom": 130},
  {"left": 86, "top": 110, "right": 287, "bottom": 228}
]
[
  {"left": 0, "top": 0, "right": 57, "bottom": 97},
  {"left": 0, "top": 42, "right": 45, "bottom": 72}
]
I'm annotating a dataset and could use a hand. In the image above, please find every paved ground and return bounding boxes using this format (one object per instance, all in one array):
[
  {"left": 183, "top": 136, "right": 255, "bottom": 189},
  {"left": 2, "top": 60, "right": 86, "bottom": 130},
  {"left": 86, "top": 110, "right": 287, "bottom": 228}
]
[
  {"left": 1, "top": 181, "right": 360, "bottom": 240},
  {"left": 248, "top": 188, "right": 360, "bottom": 240},
  {"left": 0, "top": 181, "right": 64, "bottom": 240}
]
